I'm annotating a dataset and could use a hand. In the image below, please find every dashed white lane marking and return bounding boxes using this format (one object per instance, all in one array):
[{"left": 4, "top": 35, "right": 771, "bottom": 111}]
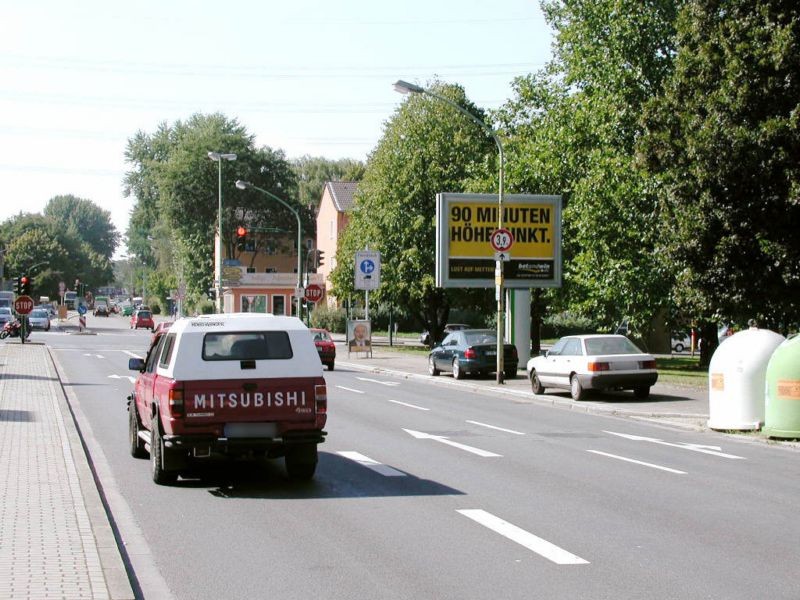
[
  {"left": 403, "top": 429, "right": 502, "bottom": 457},
  {"left": 108, "top": 374, "right": 137, "bottom": 383},
  {"left": 356, "top": 377, "right": 400, "bottom": 387},
  {"left": 122, "top": 350, "right": 141, "bottom": 358},
  {"left": 336, "top": 386, "right": 365, "bottom": 394},
  {"left": 604, "top": 430, "right": 746, "bottom": 460},
  {"left": 466, "top": 420, "right": 525, "bottom": 435},
  {"left": 337, "top": 451, "right": 407, "bottom": 477},
  {"left": 458, "top": 509, "right": 590, "bottom": 565},
  {"left": 388, "top": 399, "right": 429, "bottom": 411},
  {"left": 587, "top": 450, "right": 687, "bottom": 474}
]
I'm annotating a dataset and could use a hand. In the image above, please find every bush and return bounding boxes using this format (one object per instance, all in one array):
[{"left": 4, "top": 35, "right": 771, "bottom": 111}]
[
  {"left": 309, "top": 304, "right": 347, "bottom": 333},
  {"left": 541, "top": 312, "right": 599, "bottom": 338}
]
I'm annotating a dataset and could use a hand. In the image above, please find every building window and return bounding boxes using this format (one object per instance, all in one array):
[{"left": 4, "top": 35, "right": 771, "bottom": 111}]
[
  {"left": 271, "top": 295, "right": 286, "bottom": 316},
  {"left": 265, "top": 267, "right": 277, "bottom": 273},
  {"left": 329, "top": 220, "right": 334, "bottom": 239},
  {"left": 246, "top": 267, "right": 256, "bottom": 274},
  {"left": 241, "top": 295, "right": 267, "bottom": 313}
]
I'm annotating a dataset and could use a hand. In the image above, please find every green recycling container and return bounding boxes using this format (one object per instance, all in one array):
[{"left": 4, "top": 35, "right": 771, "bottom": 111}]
[{"left": 763, "top": 335, "right": 800, "bottom": 439}]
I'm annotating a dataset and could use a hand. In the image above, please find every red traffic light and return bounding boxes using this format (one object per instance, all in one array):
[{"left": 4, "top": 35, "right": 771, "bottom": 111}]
[
  {"left": 237, "top": 226, "right": 247, "bottom": 237},
  {"left": 20, "top": 276, "right": 28, "bottom": 284}
]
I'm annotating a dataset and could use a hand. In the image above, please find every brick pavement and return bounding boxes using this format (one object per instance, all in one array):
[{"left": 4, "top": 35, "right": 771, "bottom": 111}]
[{"left": 0, "top": 342, "right": 133, "bottom": 600}]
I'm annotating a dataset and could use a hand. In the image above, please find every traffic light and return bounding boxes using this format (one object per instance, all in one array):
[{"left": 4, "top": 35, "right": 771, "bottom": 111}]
[
  {"left": 14, "top": 276, "right": 22, "bottom": 295},
  {"left": 236, "top": 226, "right": 247, "bottom": 251},
  {"left": 20, "top": 276, "right": 32, "bottom": 296},
  {"left": 316, "top": 250, "right": 325, "bottom": 268}
]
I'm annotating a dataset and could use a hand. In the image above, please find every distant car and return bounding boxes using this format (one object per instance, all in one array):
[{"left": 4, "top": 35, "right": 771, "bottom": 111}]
[
  {"left": 428, "top": 328, "right": 518, "bottom": 380},
  {"left": 130, "top": 310, "right": 154, "bottom": 331},
  {"left": 94, "top": 303, "right": 109, "bottom": 317},
  {"left": 671, "top": 333, "right": 691, "bottom": 353},
  {"left": 28, "top": 308, "right": 51, "bottom": 331},
  {"left": 419, "top": 323, "right": 470, "bottom": 346},
  {"left": 526, "top": 334, "right": 658, "bottom": 401},
  {"left": 0, "top": 307, "right": 14, "bottom": 326},
  {"left": 121, "top": 304, "right": 134, "bottom": 316},
  {"left": 310, "top": 328, "right": 336, "bottom": 370}
]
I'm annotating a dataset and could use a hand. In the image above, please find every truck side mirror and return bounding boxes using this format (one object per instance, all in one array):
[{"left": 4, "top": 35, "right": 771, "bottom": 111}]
[{"left": 128, "top": 358, "right": 145, "bottom": 372}]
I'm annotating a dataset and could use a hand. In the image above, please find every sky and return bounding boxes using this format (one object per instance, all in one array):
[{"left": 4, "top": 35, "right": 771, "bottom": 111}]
[{"left": 1, "top": 1, "right": 553, "bottom": 257}]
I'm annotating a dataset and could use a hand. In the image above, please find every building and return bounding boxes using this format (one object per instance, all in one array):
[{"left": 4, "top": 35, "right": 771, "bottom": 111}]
[{"left": 315, "top": 181, "right": 358, "bottom": 307}]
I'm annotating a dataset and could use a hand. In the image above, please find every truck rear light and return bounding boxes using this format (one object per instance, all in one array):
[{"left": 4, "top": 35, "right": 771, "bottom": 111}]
[
  {"left": 588, "top": 361, "right": 610, "bottom": 372},
  {"left": 464, "top": 347, "right": 477, "bottom": 359},
  {"left": 168, "top": 388, "right": 184, "bottom": 417},
  {"left": 640, "top": 359, "right": 657, "bottom": 369},
  {"left": 315, "top": 384, "right": 327, "bottom": 414}
]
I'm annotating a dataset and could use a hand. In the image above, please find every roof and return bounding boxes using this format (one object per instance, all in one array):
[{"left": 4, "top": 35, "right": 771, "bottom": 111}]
[
  {"left": 325, "top": 181, "right": 358, "bottom": 212},
  {"left": 170, "top": 312, "right": 309, "bottom": 334}
]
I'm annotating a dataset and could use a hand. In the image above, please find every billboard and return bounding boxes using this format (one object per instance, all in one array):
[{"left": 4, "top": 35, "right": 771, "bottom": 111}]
[{"left": 436, "top": 193, "right": 562, "bottom": 289}]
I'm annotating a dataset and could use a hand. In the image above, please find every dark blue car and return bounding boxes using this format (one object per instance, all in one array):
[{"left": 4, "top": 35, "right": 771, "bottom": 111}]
[{"left": 428, "top": 328, "right": 518, "bottom": 380}]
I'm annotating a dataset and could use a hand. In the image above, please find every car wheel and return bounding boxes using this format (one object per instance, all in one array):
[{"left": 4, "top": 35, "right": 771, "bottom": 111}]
[
  {"left": 150, "top": 418, "right": 177, "bottom": 485},
  {"left": 285, "top": 443, "right": 318, "bottom": 480},
  {"left": 674, "top": 343, "right": 684, "bottom": 353},
  {"left": 504, "top": 368, "right": 517, "bottom": 380},
  {"left": 129, "top": 404, "right": 147, "bottom": 459},
  {"left": 452, "top": 358, "right": 464, "bottom": 380},
  {"left": 570, "top": 375, "right": 585, "bottom": 401},
  {"left": 634, "top": 386, "right": 651, "bottom": 399},
  {"left": 428, "top": 356, "right": 440, "bottom": 376},
  {"left": 530, "top": 371, "right": 545, "bottom": 395}
]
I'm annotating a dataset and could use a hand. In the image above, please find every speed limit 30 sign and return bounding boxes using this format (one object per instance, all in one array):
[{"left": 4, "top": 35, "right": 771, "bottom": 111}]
[{"left": 490, "top": 228, "right": 514, "bottom": 252}]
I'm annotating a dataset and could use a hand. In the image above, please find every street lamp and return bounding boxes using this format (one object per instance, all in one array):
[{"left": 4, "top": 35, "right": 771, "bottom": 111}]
[
  {"left": 393, "top": 79, "right": 508, "bottom": 383},
  {"left": 235, "top": 180, "right": 303, "bottom": 317},
  {"left": 208, "top": 151, "right": 237, "bottom": 313}
]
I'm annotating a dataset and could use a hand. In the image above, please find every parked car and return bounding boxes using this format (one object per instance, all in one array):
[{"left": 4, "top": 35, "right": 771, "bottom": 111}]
[
  {"left": 526, "top": 334, "right": 658, "bottom": 401},
  {"left": 428, "top": 328, "right": 518, "bottom": 380},
  {"left": 419, "top": 323, "right": 470, "bottom": 347},
  {"left": 310, "top": 328, "right": 336, "bottom": 371},
  {"left": 0, "top": 307, "right": 14, "bottom": 327},
  {"left": 130, "top": 310, "right": 154, "bottom": 331},
  {"left": 28, "top": 308, "right": 51, "bottom": 331},
  {"left": 671, "top": 332, "right": 691, "bottom": 353},
  {"left": 94, "top": 303, "right": 109, "bottom": 317}
]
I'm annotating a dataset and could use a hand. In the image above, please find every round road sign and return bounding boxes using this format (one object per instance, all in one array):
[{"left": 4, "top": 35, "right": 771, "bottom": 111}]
[
  {"left": 304, "top": 284, "right": 324, "bottom": 303},
  {"left": 14, "top": 295, "right": 34, "bottom": 315},
  {"left": 490, "top": 228, "right": 514, "bottom": 252}
]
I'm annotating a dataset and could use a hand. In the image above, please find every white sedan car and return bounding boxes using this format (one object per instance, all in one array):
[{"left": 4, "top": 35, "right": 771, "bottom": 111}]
[{"left": 527, "top": 334, "right": 658, "bottom": 401}]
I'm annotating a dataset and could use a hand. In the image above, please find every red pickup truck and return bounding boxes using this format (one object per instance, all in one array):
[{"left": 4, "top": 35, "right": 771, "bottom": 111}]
[{"left": 128, "top": 313, "right": 328, "bottom": 485}]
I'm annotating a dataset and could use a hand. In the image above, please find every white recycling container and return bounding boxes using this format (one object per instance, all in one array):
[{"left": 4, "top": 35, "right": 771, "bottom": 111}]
[{"left": 707, "top": 328, "right": 785, "bottom": 430}]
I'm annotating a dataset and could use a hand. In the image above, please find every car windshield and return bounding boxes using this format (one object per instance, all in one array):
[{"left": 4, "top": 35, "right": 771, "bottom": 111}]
[
  {"left": 30, "top": 310, "right": 47, "bottom": 318},
  {"left": 202, "top": 331, "right": 293, "bottom": 361},
  {"left": 464, "top": 330, "right": 498, "bottom": 345},
  {"left": 584, "top": 336, "right": 644, "bottom": 355}
]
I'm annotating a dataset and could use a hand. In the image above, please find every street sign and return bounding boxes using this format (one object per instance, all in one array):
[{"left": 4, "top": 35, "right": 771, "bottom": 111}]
[
  {"left": 494, "top": 251, "right": 511, "bottom": 262},
  {"left": 304, "top": 284, "right": 324, "bottom": 303},
  {"left": 77, "top": 304, "right": 87, "bottom": 315},
  {"left": 490, "top": 228, "right": 514, "bottom": 252},
  {"left": 355, "top": 250, "right": 381, "bottom": 290},
  {"left": 14, "top": 295, "right": 34, "bottom": 315}
]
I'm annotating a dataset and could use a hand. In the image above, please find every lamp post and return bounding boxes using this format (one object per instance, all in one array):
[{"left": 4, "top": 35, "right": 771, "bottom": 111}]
[
  {"left": 208, "top": 151, "right": 237, "bottom": 313},
  {"left": 393, "top": 79, "right": 507, "bottom": 383},
  {"left": 235, "top": 180, "right": 303, "bottom": 317}
]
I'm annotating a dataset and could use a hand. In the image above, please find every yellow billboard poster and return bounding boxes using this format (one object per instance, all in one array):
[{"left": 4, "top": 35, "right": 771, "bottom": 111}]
[{"left": 436, "top": 193, "right": 562, "bottom": 289}]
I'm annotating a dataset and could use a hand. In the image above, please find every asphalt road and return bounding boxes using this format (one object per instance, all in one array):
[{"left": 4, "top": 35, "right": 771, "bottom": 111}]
[{"left": 42, "top": 315, "right": 800, "bottom": 600}]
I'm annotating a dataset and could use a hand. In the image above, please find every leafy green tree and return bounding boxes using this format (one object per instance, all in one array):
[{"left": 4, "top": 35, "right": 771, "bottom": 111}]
[
  {"left": 44, "top": 195, "right": 120, "bottom": 259},
  {"left": 330, "top": 81, "right": 495, "bottom": 341},
  {"left": 292, "top": 155, "right": 365, "bottom": 210},
  {"left": 639, "top": 0, "right": 800, "bottom": 357}
]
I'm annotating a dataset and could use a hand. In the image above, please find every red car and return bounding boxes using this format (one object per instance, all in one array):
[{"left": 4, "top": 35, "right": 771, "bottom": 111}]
[
  {"left": 130, "top": 309, "right": 155, "bottom": 331},
  {"left": 311, "top": 328, "right": 336, "bottom": 370}
]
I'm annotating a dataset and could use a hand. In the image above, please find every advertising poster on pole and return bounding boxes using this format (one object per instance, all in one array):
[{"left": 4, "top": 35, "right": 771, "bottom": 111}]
[{"left": 347, "top": 319, "right": 372, "bottom": 356}]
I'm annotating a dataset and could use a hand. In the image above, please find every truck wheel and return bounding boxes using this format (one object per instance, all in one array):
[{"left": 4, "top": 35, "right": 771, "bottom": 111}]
[
  {"left": 570, "top": 375, "right": 585, "bottom": 401},
  {"left": 285, "top": 444, "right": 318, "bottom": 480},
  {"left": 150, "top": 420, "right": 177, "bottom": 485},
  {"left": 129, "top": 404, "right": 147, "bottom": 458},
  {"left": 530, "top": 371, "right": 545, "bottom": 395}
]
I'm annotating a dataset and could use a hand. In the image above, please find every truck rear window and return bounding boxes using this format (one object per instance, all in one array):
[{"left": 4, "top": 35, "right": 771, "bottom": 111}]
[{"left": 202, "top": 331, "right": 293, "bottom": 361}]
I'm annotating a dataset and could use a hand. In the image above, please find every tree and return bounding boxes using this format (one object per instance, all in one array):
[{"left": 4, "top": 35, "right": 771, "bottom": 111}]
[
  {"left": 292, "top": 156, "right": 365, "bottom": 210},
  {"left": 44, "top": 195, "right": 120, "bottom": 259},
  {"left": 639, "top": 0, "right": 800, "bottom": 358},
  {"left": 329, "top": 81, "right": 495, "bottom": 341}
]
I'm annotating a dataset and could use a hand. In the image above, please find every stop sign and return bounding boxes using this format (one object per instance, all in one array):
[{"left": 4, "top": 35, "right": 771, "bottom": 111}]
[
  {"left": 14, "top": 295, "right": 34, "bottom": 315},
  {"left": 304, "top": 284, "right": 324, "bottom": 303}
]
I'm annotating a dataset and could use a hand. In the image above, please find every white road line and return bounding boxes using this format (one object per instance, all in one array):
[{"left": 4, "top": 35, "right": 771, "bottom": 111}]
[
  {"left": 122, "top": 351, "right": 141, "bottom": 358},
  {"left": 403, "top": 429, "right": 502, "bottom": 457},
  {"left": 356, "top": 377, "right": 400, "bottom": 387},
  {"left": 336, "top": 386, "right": 365, "bottom": 394},
  {"left": 337, "top": 451, "right": 407, "bottom": 477},
  {"left": 466, "top": 420, "right": 525, "bottom": 435},
  {"left": 458, "top": 509, "right": 589, "bottom": 565},
  {"left": 587, "top": 450, "right": 687, "bottom": 474},
  {"left": 388, "top": 399, "right": 429, "bottom": 411},
  {"left": 108, "top": 375, "right": 137, "bottom": 384},
  {"left": 604, "top": 430, "right": 745, "bottom": 460}
]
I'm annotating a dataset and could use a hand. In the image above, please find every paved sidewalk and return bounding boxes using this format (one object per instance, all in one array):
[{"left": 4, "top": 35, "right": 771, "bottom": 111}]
[{"left": 0, "top": 342, "right": 134, "bottom": 600}]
